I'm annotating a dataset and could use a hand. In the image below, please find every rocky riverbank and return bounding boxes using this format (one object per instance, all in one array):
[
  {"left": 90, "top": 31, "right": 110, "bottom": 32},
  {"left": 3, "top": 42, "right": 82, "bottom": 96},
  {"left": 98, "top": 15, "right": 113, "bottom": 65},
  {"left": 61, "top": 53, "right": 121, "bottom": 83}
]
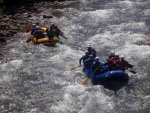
[{"left": 0, "top": 1, "right": 65, "bottom": 42}]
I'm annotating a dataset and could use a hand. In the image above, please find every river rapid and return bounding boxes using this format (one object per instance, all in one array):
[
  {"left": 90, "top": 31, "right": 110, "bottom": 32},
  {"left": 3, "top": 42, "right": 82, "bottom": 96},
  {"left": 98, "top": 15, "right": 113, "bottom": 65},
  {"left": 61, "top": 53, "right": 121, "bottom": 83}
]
[{"left": 0, "top": 0, "right": 150, "bottom": 113}]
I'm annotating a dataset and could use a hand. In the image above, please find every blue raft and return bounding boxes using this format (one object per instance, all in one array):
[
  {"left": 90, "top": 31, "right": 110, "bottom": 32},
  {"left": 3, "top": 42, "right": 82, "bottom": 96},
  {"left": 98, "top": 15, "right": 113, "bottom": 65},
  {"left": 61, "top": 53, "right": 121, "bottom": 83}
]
[{"left": 82, "top": 60, "right": 129, "bottom": 87}]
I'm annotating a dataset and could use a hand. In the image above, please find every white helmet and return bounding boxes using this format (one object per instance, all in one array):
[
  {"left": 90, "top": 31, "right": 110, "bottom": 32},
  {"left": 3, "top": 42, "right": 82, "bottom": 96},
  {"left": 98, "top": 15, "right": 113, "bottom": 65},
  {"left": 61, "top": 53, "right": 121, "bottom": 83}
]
[
  {"left": 95, "top": 57, "right": 99, "bottom": 61},
  {"left": 87, "top": 44, "right": 91, "bottom": 48},
  {"left": 85, "top": 51, "right": 88, "bottom": 54},
  {"left": 32, "top": 24, "right": 36, "bottom": 27},
  {"left": 120, "top": 55, "right": 124, "bottom": 59},
  {"left": 115, "top": 53, "right": 119, "bottom": 57},
  {"left": 110, "top": 51, "right": 115, "bottom": 55}
]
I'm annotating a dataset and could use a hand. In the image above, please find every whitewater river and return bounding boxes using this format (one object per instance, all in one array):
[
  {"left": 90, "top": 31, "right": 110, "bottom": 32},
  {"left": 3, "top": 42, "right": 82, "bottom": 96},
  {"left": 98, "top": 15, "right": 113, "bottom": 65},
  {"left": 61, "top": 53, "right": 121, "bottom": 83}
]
[{"left": 0, "top": 0, "right": 150, "bottom": 113}]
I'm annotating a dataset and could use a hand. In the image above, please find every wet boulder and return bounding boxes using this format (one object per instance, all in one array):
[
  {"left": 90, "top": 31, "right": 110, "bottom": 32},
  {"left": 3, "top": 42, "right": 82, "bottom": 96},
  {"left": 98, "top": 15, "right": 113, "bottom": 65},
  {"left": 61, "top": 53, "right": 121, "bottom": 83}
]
[
  {"left": 0, "top": 38, "right": 6, "bottom": 42},
  {"left": 43, "top": 15, "right": 53, "bottom": 18}
]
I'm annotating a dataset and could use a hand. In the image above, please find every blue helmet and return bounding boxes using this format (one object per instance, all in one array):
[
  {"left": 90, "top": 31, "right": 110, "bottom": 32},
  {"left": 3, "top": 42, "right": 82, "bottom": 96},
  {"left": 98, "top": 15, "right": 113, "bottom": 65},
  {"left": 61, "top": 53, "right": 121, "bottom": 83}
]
[
  {"left": 36, "top": 22, "right": 39, "bottom": 25},
  {"left": 54, "top": 26, "right": 58, "bottom": 29}
]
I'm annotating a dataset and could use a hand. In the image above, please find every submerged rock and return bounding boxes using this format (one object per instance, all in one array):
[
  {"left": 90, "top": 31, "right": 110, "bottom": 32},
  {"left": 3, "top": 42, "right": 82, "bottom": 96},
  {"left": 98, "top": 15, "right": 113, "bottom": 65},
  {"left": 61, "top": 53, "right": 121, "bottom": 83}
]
[
  {"left": 0, "top": 38, "right": 6, "bottom": 42},
  {"left": 43, "top": 15, "right": 53, "bottom": 18}
]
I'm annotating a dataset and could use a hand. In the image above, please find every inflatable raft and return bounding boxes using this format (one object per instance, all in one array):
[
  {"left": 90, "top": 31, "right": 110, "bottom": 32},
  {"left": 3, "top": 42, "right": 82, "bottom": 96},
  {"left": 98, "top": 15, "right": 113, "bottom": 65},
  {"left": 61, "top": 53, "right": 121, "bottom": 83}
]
[
  {"left": 82, "top": 60, "right": 129, "bottom": 87},
  {"left": 30, "top": 34, "right": 59, "bottom": 46}
]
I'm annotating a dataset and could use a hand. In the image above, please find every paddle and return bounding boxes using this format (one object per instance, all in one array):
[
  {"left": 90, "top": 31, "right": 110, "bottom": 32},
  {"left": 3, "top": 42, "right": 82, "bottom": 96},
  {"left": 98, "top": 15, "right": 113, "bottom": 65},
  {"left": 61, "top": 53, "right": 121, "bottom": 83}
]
[
  {"left": 26, "top": 29, "right": 31, "bottom": 32},
  {"left": 125, "top": 63, "right": 137, "bottom": 74},
  {"left": 70, "top": 65, "right": 83, "bottom": 70},
  {"left": 128, "top": 64, "right": 133, "bottom": 68},
  {"left": 60, "top": 34, "right": 68, "bottom": 40},
  {"left": 128, "top": 69, "right": 137, "bottom": 74},
  {"left": 82, "top": 64, "right": 101, "bottom": 85},
  {"left": 26, "top": 38, "right": 32, "bottom": 43},
  {"left": 60, "top": 32, "right": 68, "bottom": 40}
]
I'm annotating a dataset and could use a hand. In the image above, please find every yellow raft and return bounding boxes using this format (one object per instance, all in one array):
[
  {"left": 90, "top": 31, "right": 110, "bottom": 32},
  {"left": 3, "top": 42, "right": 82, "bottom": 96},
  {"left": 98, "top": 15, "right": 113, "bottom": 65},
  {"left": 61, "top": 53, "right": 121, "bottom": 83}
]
[
  {"left": 30, "top": 34, "right": 59, "bottom": 46},
  {"left": 30, "top": 26, "right": 68, "bottom": 46}
]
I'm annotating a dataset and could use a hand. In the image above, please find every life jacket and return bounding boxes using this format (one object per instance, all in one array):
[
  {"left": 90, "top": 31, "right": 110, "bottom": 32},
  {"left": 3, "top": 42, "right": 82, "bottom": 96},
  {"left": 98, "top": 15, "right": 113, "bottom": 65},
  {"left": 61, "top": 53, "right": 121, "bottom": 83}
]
[
  {"left": 88, "top": 48, "right": 97, "bottom": 55},
  {"left": 91, "top": 61, "right": 102, "bottom": 75},
  {"left": 54, "top": 28, "right": 61, "bottom": 37},
  {"left": 47, "top": 29, "right": 55, "bottom": 38},
  {"left": 91, "top": 62, "right": 101, "bottom": 71},
  {"left": 33, "top": 30, "right": 44, "bottom": 38},
  {"left": 82, "top": 55, "right": 89, "bottom": 62},
  {"left": 31, "top": 27, "right": 37, "bottom": 35},
  {"left": 107, "top": 56, "right": 119, "bottom": 63},
  {"left": 79, "top": 55, "right": 89, "bottom": 65},
  {"left": 108, "top": 54, "right": 115, "bottom": 59},
  {"left": 84, "top": 58, "right": 94, "bottom": 68},
  {"left": 118, "top": 59, "right": 129, "bottom": 67}
]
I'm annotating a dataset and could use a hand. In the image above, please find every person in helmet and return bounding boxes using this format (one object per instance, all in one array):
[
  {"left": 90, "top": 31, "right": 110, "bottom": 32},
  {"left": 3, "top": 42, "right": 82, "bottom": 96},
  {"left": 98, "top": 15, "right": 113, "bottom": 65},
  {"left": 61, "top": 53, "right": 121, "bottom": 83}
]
[
  {"left": 46, "top": 26, "right": 56, "bottom": 39},
  {"left": 53, "top": 26, "right": 63, "bottom": 38},
  {"left": 108, "top": 51, "right": 115, "bottom": 59},
  {"left": 106, "top": 51, "right": 115, "bottom": 64},
  {"left": 84, "top": 54, "right": 95, "bottom": 69},
  {"left": 33, "top": 26, "right": 45, "bottom": 39},
  {"left": 113, "top": 53, "right": 120, "bottom": 62},
  {"left": 31, "top": 24, "right": 37, "bottom": 35},
  {"left": 86, "top": 44, "right": 97, "bottom": 57},
  {"left": 35, "top": 22, "right": 40, "bottom": 28},
  {"left": 110, "top": 53, "right": 120, "bottom": 70},
  {"left": 35, "top": 22, "right": 39, "bottom": 26},
  {"left": 79, "top": 51, "right": 89, "bottom": 66},
  {"left": 90, "top": 57, "right": 102, "bottom": 75},
  {"left": 115, "top": 55, "right": 129, "bottom": 71},
  {"left": 105, "top": 53, "right": 120, "bottom": 70},
  {"left": 50, "top": 23, "right": 55, "bottom": 29}
]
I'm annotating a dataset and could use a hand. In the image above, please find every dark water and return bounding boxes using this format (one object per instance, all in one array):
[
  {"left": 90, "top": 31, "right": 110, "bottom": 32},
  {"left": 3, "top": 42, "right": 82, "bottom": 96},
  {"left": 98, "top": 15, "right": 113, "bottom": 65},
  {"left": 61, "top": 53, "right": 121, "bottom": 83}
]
[{"left": 0, "top": 0, "right": 150, "bottom": 113}]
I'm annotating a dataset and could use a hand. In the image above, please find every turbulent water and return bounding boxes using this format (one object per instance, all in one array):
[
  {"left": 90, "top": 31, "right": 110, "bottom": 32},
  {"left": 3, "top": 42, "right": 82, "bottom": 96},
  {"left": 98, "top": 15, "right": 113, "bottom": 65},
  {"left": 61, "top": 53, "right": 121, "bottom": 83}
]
[{"left": 0, "top": 0, "right": 150, "bottom": 113}]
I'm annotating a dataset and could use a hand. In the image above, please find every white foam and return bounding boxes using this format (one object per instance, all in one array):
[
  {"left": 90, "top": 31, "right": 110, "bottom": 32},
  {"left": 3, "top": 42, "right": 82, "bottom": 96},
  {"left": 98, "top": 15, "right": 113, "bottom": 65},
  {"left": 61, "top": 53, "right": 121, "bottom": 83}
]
[
  {"left": 119, "top": 0, "right": 133, "bottom": 7},
  {"left": 118, "top": 45, "right": 150, "bottom": 60},
  {"left": 84, "top": 9, "right": 114, "bottom": 19},
  {"left": 50, "top": 85, "right": 114, "bottom": 113},
  {"left": 1, "top": 59, "right": 23, "bottom": 71},
  {"left": 144, "top": 9, "right": 150, "bottom": 16},
  {"left": 0, "top": 74, "right": 12, "bottom": 83}
]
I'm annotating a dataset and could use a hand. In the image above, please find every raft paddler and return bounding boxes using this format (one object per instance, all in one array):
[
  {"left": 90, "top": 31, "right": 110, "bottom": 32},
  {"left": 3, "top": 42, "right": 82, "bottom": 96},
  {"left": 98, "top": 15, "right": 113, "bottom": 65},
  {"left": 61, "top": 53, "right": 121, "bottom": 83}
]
[
  {"left": 115, "top": 55, "right": 130, "bottom": 71},
  {"left": 86, "top": 44, "right": 97, "bottom": 57},
  {"left": 31, "top": 24, "right": 37, "bottom": 35},
  {"left": 107, "top": 51, "right": 116, "bottom": 59},
  {"left": 33, "top": 26, "right": 45, "bottom": 39},
  {"left": 53, "top": 26, "right": 63, "bottom": 38},
  {"left": 79, "top": 51, "right": 89, "bottom": 66},
  {"left": 90, "top": 57, "right": 103, "bottom": 75},
  {"left": 46, "top": 26, "right": 56, "bottom": 39},
  {"left": 105, "top": 53, "right": 120, "bottom": 70},
  {"left": 84, "top": 54, "right": 95, "bottom": 70}
]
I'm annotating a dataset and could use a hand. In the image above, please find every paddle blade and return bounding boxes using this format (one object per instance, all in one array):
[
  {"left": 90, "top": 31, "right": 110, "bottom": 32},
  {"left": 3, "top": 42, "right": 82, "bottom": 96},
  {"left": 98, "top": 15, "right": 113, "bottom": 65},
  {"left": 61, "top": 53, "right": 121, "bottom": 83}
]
[
  {"left": 26, "top": 38, "right": 32, "bottom": 43},
  {"left": 128, "top": 64, "right": 133, "bottom": 68},
  {"left": 70, "top": 66, "right": 78, "bottom": 70},
  {"left": 129, "top": 70, "right": 137, "bottom": 74},
  {"left": 70, "top": 66, "right": 80, "bottom": 70},
  {"left": 61, "top": 35, "right": 68, "bottom": 40},
  {"left": 59, "top": 40, "right": 63, "bottom": 45},
  {"left": 26, "top": 29, "right": 31, "bottom": 32},
  {"left": 82, "top": 79, "right": 89, "bottom": 85}
]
